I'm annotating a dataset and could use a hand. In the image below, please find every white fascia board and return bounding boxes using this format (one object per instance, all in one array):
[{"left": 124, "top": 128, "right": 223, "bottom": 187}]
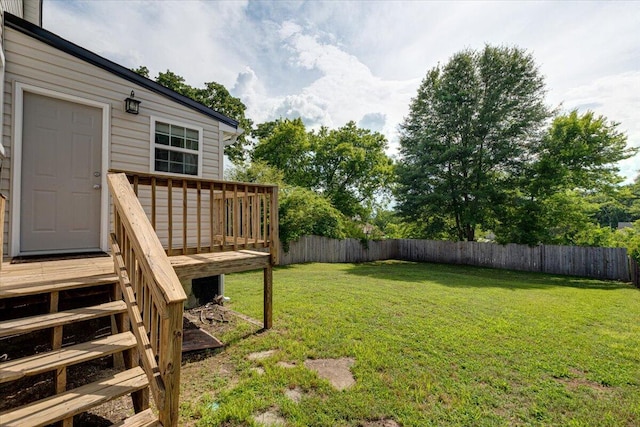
[{"left": 221, "top": 123, "right": 244, "bottom": 146}]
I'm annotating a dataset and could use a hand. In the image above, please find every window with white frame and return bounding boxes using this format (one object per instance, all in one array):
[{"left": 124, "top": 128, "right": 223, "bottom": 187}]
[{"left": 151, "top": 118, "right": 203, "bottom": 176}]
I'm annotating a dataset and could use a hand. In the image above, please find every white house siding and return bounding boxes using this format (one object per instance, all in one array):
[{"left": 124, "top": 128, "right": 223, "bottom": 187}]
[
  {"left": 22, "top": 0, "right": 39, "bottom": 25},
  {"left": 0, "top": 0, "right": 23, "bottom": 18},
  {"left": 1, "top": 26, "right": 225, "bottom": 256}
]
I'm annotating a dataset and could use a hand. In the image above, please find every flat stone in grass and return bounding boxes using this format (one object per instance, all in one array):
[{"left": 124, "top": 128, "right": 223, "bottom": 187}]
[
  {"left": 254, "top": 408, "right": 286, "bottom": 426},
  {"left": 285, "top": 386, "right": 303, "bottom": 403},
  {"left": 247, "top": 350, "right": 277, "bottom": 361},
  {"left": 304, "top": 357, "right": 355, "bottom": 390},
  {"left": 250, "top": 367, "right": 265, "bottom": 375}
]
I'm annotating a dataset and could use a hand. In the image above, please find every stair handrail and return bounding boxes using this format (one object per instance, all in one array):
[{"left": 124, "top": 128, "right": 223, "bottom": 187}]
[{"left": 108, "top": 172, "right": 186, "bottom": 426}]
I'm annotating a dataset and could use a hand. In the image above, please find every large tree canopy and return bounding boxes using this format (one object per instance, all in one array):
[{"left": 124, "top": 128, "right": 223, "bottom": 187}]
[
  {"left": 494, "top": 110, "right": 637, "bottom": 245},
  {"left": 396, "top": 45, "right": 550, "bottom": 241},
  {"left": 133, "top": 67, "right": 252, "bottom": 163},
  {"left": 252, "top": 119, "right": 393, "bottom": 219}
]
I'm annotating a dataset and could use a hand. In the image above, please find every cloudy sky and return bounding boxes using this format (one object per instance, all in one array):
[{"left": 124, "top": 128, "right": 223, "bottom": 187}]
[{"left": 43, "top": 0, "right": 639, "bottom": 182}]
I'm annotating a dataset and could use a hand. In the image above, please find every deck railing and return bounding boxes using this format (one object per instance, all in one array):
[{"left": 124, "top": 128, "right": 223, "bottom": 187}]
[
  {"left": 112, "top": 170, "right": 279, "bottom": 264},
  {"left": 108, "top": 172, "right": 186, "bottom": 426}
]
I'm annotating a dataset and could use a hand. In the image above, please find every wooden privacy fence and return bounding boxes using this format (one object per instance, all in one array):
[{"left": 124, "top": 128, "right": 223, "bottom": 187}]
[
  {"left": 280, "top": 235, "right": 634, "bottom": 283},
  {"left": 279, "top": 236, "right": 398, "bottom": 265}
]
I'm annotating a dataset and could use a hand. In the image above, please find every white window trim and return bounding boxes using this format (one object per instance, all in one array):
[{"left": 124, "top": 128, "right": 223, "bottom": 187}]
[
  {"left": 150, "top": 116, "right": 203, "bottom": 178},
  {"left": 10, "top": 82, "right": 111, "bottom": 256}
]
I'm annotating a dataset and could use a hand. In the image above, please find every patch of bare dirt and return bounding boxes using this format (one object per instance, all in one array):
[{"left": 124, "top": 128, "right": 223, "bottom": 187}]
[
  {"left": 555, "top": 368, "right": 612, "bottom": 393},
  {"left": 248, "top": 349, "right": 277, "bottom": 361},
  {"left": 254, "top": 408, "right": 286, "bottom": 426},
  {"left": 183, "top": 303, "right": 239, "bottom": 340},
  {"left": 304, "top": 357, "right": 356, "bottom": 390}
]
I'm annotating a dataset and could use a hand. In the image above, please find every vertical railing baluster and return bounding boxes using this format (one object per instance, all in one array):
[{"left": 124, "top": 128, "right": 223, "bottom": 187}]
[
  {"left": 253, "top": 189, "right": 259, "bottom": 247},
  {"left": 221, "top": 184, "right": 227, "bottom": 249},
  {"left": 209, "top": 184, "right": 214, "bottom": 251},
  {"left": 151, "top": 176, "right": 157, "bottom": 230},
  {"left": 197, "top": 181, "right": 202, "bottom": 253},
  {"left": 243, "top": 185, "right": 249, "bottom": 247},
  {"left": 233, "top": 184, "right": 239, "bottom": 250},
  {"left": 262, "top": 190, "right": 268, "bottom": 248},
  {"left": 270, "top": 187, "right": 279, "bottom": 265},
  {"left": 151, "top": 304, "right": 158, "bottom": 353},
  {"left": 182, "top": 180, "right": 188, "bottom": 255},
  {"left": 168, "top": 179, "right": 173, "bottom": 255},
  {"left": 133, "top": 174, "right": 139, "bottom": 196}
]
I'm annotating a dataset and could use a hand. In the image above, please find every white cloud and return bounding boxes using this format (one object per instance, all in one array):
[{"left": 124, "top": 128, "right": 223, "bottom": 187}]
[
  {"left": 42, "top": 0, "right": 640, "bottom": 180},
  {"left": 43, "top": 0, "right": 250, "bottom": 88},
  {"left": 234, "top": 20, "right": 419, "bottom": 151}
]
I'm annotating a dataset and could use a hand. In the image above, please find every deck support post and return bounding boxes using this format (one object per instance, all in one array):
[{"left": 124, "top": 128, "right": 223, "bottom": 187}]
[{"left": 263, "top": 264, "right": 273, "bottom": 329}]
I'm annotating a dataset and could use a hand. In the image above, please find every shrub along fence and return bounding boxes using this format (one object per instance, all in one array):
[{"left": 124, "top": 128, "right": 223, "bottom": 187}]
[{"left": 279, "top": 235, "right": 634, "bottom": 283}]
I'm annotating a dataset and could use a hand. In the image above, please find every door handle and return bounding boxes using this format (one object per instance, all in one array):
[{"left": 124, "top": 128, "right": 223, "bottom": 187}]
[{"left": 93, "top": 184, "right": 101, "bottom": 190}]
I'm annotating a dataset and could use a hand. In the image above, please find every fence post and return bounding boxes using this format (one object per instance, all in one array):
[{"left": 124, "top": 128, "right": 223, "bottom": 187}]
[{"left": 630, "top": 257, "right": 639, "bottom": 288}]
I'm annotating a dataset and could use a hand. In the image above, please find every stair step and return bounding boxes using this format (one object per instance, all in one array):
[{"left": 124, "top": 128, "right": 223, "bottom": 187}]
[
  {"left": 110, "top": 408, "right": 160, "bottom": 427},
  {"left": 0, "top": 300, "right": 127, "bottom": 338},
  {"left": 0, "top": 332, "right": 137, "bottom": 384},
  {"left": 0, "top": 366, "right": 148, "bottom": 427},
  {"left": 0, "top": 273, "right": 117, "bottom": 300}
]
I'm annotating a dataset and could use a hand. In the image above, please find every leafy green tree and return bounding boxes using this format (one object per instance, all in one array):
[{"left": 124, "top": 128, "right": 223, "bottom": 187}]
[
  {"left": 132, "top": 66, "right": 252, "bottom": 163},
  {"left": 628, "top": 175, "right": 640, "bottom": 220},
  {"left": 396, "top": 45, "right": 549, "bottom": 241},
  {"left": 495, "top": 111, "right": 637, "bottom": 244},
  {"left": 309, "top": 121, "right": 394, "bottom": 218},
  {"left": 251, "top": 118, "right": 313, "bottom": 188},
  {"left": 535, "top": 111, "right": 635, "bottom": 192},
  {"left": 131, "top": 65, "right": 150, "bottom": 78},
  {"left": 192, "top": 82, "right": 253, "bottom": 163},
  {"left": 252, "top": 119, "right": 393, "bottom": 220},
  {"left": 155, "top": 70, "right": 195, "bottom": 98},
  {"left": 225, "top": 160, "right": 285, "bottom": 187},
  {"left": 278, "top": 187, "right": 347, "bottom": 251}
]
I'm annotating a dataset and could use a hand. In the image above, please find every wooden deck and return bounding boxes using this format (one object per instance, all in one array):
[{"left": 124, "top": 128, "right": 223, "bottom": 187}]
[
  {"left": 0, "top": 256, "right": 115, "bottom": 290},
  {"left": 1, "top": 250, "right": 270, "bottom": 288}
]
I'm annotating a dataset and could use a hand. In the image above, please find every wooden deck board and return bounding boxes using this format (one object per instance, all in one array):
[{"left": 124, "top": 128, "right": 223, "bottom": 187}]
[
  {"left": 0, "top": 367, "right": 148, "bottom": 427},
  {"left": 110, "top": 408, "right": 160, "bottom": 427},
  {"left": 0, "top": 300, "right": 127, "bottom": 338},
  {"left": 170, "top": 249, "right": 271, "bottom": 281},
  {"left": 0, "top": 257, "right": 115, "bottom": 291},
  {"left": 0, "top": 332, "right": 137, "bottom": 384}
]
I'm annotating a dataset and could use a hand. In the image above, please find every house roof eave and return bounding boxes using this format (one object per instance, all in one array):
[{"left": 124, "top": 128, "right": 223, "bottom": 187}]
[{"left": 4, "top": 13, "right": 239, "bottom": 129}]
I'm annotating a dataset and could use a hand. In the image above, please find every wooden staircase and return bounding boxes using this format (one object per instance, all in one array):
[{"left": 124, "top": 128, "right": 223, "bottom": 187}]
[
  {"left": 0, "top": 262, "right": 160, "bottom": 426},
  {"left": 0, "top": 171, "right": 279, "bottom": 426}
]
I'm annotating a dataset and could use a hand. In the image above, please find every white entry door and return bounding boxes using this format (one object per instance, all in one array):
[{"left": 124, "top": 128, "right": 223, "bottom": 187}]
[{"left": 20, "top": 92, "right": 103, "bottom": 254}]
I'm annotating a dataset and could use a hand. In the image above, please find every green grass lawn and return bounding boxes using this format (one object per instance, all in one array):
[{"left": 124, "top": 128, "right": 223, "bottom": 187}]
[{"left": 180, "top": 261, "right": 640, "bottom": 426}]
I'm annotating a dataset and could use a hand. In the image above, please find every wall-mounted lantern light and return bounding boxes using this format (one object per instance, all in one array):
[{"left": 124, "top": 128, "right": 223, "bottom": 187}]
[{"left": 124, "top": 90, "right": 141, "bottom": 114}]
